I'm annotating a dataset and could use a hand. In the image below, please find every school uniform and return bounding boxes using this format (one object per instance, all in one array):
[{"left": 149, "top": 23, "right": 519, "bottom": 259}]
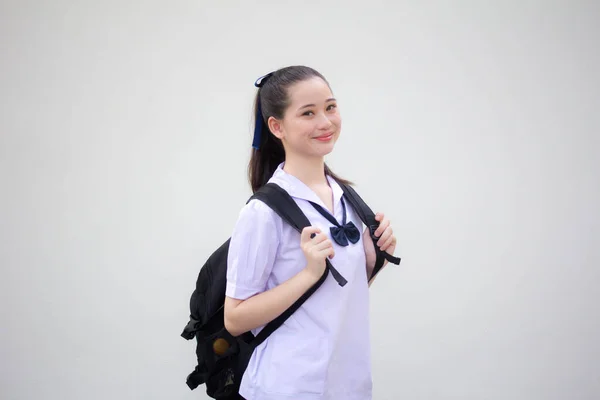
[{"left": 226, "top": 162, "right": 373, "bottom": 400}]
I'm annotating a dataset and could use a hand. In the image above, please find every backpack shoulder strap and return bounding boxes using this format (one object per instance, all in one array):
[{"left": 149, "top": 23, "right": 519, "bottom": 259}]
[
  {"left": 336, "top": 181, "right": 401, "bottom": 280},
  {"left": 251, "top": 183, "right": 347, "bottom": 288},
  {"left": 250, "top": 183, "right": 310, "bottom": 233},
  {"left": 248, "top": 183, "right": 347, "bottom": 347}
]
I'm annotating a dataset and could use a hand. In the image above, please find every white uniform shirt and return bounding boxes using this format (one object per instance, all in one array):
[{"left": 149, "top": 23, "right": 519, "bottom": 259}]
[{"left": 226, "top": 163, "right": 372, "bottom": 400}]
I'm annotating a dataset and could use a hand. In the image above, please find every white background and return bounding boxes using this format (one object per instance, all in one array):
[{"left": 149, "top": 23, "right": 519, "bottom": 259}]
[{"left": 1, "top": 1, "right": 599, "bottom": 399}]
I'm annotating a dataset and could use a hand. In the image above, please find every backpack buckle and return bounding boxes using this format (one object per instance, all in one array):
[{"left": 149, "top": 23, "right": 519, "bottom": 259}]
[{"left": 369, "top": 224, "right": 380, "bottom": 241}]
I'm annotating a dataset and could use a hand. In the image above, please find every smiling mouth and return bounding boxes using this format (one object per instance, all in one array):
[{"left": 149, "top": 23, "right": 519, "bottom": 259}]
[{"left": 314, "top": 132, "right": 334, "bottom": 141}]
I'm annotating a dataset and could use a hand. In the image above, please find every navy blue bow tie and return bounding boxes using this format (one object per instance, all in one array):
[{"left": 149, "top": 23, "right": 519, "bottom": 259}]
[
  {"left": 309, "top": 197, "right": 360, "bottom": 247},
  {"left": 330, "top": 221, "right": 361, "bottom": 246}
]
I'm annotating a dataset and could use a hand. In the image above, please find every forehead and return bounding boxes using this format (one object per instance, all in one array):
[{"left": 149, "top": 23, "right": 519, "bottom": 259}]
[{"left": 286, "top": 77, "right": 333, "bottom": 106}]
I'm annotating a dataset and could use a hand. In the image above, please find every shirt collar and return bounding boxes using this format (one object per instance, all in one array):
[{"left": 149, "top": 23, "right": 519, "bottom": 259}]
[{"left": 269, "top": 162, "right": 344, "bottom": 210}]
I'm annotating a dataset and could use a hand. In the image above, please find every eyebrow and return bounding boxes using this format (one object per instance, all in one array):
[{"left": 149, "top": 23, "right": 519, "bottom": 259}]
[{"left": 298, "top": 98, "right": 337, "bottom": 110}]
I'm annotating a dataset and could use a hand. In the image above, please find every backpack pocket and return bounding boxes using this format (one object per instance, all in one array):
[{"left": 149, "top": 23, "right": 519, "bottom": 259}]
[
  {"left": 196, "top": 306, "right": 248, "bottom": 398},
  {"left": 200, "top": 327, "right": 246, "bottom": 399}
]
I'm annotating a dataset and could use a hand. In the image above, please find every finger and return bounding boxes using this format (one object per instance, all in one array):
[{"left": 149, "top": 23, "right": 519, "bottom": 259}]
[
  {"left": 302, "top": 226, "right": 321, "bottom": 241},
  {"left": 314, "top": 239, "right": 333, "bottom": 252},
  {"left": 377, "top": 226, "right": 393, "bottom": 247},
  {"left": 311, "top": 232, "right": 328, "bottom": 245},
  {"left": 310, "top": 230, "right": 329, "bottom": 240},
  {"left": 374, "top": 217, "right": 390, "bottom": 238},
  {"left": 326, "top": 246, "right": 335, "bottom": 259},
  {"left": 314, "top": 246, "right": 335, "bottom": 260},
  {"left": 374, "top": 215, "right": 387, "bottom": 237},
  {"left": 380, "top": 235, "right": 395, "bottom": 252},
  {"left": 300, "top": 226, "right": 321, "bottom": 239},
  {"left": 317, "top": 244, "right": 335, "bottom": 259}
]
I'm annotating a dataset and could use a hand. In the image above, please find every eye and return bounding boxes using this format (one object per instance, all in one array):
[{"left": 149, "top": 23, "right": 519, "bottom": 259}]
[
  {"left": 302, "top": 110, "right": 314, "bottom": 116},
  {"left": 327, "top": 104, "right": 337, "bottom": 111}
]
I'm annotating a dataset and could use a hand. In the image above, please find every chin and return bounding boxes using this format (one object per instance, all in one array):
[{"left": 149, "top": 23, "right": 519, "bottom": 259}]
[{"left": 313, "top": 142, "right": 336, "bottom": 157}]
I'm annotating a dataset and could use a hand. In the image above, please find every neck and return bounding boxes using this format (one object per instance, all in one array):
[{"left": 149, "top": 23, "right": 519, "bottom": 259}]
[{"left": 283, "top": 152, "right": 327, "bottom": 187}]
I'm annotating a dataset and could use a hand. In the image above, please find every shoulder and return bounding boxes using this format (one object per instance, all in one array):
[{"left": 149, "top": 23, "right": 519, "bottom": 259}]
[
  {"left": 237, "top": 197, "right": 278, "bottom": 219},
  {"left": 233, "top": 197, "right": 282, "bottom": 236}
]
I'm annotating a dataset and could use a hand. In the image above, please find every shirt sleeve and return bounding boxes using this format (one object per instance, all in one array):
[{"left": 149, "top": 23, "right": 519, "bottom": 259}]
[{"left": 226, "top": 199, "right": 280, "bottom": 300}]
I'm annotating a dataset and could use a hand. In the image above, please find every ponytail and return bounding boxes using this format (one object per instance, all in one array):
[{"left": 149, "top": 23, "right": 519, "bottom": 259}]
[{"left": 248, "top": 92, "right": 286, "bottom": 193}]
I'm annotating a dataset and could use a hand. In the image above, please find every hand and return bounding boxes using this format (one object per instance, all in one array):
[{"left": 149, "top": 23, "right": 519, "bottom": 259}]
[
  {"left": 363, "top": 212, "right": 397, "bottom": 272},
  {"left": 301, "top": 226, "right": 335, "bottom": 280},
  {"left": 373, "top": 212, "right": 397, "bottom": 255}
]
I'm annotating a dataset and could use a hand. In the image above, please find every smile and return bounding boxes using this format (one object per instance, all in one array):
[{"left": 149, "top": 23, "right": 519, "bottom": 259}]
[{"left": 314, "top": 133, "right": 334, "bottom": 142}]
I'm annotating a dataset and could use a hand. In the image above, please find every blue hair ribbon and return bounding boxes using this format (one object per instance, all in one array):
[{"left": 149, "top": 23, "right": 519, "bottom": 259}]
[
  {"left": 252, "top": 99, "right": 263, "bottom": 149},
  {"left": 252, "top": 72, "right": 273, "bottom": 149}
]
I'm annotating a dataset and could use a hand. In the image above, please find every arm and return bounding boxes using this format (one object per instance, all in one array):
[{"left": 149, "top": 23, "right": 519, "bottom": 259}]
[
  {"left": 224, "top": 199, "right": 333, "bottom": 336},
  {"left": 367, "top": 267, "right": 383, "bottom": 288},
  {"left": 366, "top": 256, "right": 388, "bottom": 287},
  {"left": 224, "top": 268, "right": 318, "bottom": 336}
]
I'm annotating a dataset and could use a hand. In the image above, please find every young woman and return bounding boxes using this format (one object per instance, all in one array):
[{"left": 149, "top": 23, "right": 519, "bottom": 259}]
[{"left": 224, "top": 65, "right": 398, "bottom": 400}]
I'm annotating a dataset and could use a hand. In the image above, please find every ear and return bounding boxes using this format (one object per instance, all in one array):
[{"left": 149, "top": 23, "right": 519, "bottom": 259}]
[{"left": 267, "top": 116, "right": 284, "bottom": 140}]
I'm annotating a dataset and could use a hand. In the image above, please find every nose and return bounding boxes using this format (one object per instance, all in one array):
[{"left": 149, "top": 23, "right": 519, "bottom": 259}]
[{"left": 316, "top": 113, "right": 334, "bottom": 130}]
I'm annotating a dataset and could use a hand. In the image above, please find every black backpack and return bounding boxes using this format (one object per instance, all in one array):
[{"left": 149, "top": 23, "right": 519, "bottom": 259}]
[{"left": 180, "top": 181, "right": 400, "bottom": 399}]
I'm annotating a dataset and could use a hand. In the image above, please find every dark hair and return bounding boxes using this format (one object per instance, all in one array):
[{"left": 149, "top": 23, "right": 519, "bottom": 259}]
[{"left": 248, "top": 65, "right": 352, "bottom": 193}]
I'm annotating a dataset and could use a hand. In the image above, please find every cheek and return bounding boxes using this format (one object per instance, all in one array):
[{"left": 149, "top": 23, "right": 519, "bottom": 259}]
[
  {"left": 330, "top": 113, "right": 342, "bottom": 127},
  {"left": 292, "top": 121, "right": 317, "bottom": 139}
]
